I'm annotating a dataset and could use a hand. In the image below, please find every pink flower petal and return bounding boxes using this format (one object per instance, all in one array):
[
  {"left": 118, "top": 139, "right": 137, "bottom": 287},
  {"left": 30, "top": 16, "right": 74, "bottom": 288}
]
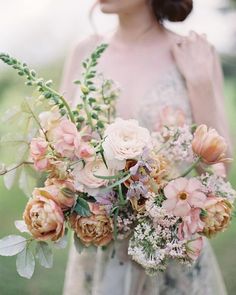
[
  {"left": 164, "top": 183, "right": 178, "bottom": 199},
  {"left": 186, "top": 178, "right": 202, "bottom": 193},
  {"left": 188, "top": 191, "right": 207, "bottom": 208},
  {"left": 162, "top": 198, "right": 178, "bottom": 211},
  {"left": 173, "top": 177, "right": 188, "bottom": 192},
  {"left": 173, "top": 200, "right": 191, "bottom": 217}
]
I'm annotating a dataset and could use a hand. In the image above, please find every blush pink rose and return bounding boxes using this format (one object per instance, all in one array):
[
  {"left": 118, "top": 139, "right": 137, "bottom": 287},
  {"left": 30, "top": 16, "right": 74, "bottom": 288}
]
[
  {"left": 186, "top": 237, "right": 203, "bottom": 261},
  {"left": 178, "top": 208, "right": 205, "bottom": 240},
  {"left": 53, "top": 119, "right": 81, "bottom": 158},
  {"left": 75, "top": 142, "right": 96, "bottom": 161},
  {"left": 30, "top": 137, "right": 50, "bottom": 171},
  {"left": 162, "top": 177, "right": 207, "bottom": 217}
]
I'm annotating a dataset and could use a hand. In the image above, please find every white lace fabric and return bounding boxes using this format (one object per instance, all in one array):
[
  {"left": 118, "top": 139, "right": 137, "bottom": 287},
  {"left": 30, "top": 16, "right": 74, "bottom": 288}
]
[{"left": 63, "top": 60, "right": 227, "bottom": 295}]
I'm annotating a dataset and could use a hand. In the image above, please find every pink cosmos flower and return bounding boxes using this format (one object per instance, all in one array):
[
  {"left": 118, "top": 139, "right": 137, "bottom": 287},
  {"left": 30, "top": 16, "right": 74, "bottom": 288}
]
[
  {"left": 186, "top": 237, "right": 203, "bottom": 261},
  {"left": 162, "top": 177, "right": 207, "bottom": 217},
  {"left": 53, "top": 119, "right": 81, "bottom": 158},
  {"left": 178, "top": 208, "right": 205, "bottom": 240},
  {"left": 30, "top": 137, "right": 50, "bottom": 171}
]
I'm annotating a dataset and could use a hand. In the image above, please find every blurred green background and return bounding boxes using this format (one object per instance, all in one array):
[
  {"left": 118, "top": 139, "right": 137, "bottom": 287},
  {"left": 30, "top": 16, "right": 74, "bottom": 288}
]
[{"left": 0, "top": 56, "right": 235, "bottom": 295}]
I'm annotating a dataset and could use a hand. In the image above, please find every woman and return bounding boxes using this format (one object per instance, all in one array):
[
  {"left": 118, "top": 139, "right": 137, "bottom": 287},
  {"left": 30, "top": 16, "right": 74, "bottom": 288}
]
[{"left": 61, "top": 1, "right": 231, "bottom": 294}]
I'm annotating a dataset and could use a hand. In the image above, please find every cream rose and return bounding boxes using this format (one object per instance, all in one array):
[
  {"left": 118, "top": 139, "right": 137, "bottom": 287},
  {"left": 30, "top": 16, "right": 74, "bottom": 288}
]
[
  {"left": 73, "top": 159, "right": 113, "bottom": 196},
  {"left": 102, "top": 118, "right": 152, "bottom": 170}
]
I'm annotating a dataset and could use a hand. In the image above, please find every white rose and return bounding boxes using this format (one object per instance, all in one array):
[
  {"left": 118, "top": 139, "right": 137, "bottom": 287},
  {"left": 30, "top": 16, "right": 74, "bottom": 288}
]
[
  {"left": 102, "top": 118, "right": 152, "bottom": 170},
  {"left": 73, "top": 159, "right": 113, "bottom": 196}
]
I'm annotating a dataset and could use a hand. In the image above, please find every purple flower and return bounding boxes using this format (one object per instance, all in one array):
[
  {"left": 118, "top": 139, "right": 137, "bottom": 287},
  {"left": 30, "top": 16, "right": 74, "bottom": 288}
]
[{"left": 127, "top": 182, "right": 148, "bottom": 200}]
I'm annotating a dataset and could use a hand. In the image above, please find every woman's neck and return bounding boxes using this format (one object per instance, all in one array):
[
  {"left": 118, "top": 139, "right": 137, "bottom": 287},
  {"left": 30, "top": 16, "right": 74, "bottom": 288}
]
[{"left": 114, "top": 3, "right": 163, "bottom": 44}]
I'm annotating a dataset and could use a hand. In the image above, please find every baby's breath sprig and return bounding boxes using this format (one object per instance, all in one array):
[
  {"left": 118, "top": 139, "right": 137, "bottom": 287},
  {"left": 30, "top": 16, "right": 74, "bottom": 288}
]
[
  {"left": 0, "top": 53, "right": 75, "bottom": 123},
  {"left": 74, "top": 44, "right": 109, "bottom": 132}
]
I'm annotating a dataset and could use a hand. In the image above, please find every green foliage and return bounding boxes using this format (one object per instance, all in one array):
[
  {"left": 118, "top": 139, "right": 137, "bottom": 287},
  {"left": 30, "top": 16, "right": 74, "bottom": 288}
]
[
  {"left": 0, "top": 235, "right": 27, "bottom": 256},
  {"left": 16, "top": 247, "right": 35, "bottom": 279},
  {"left": 73, "top": 197, "right": 91, "bottom": 217},
  {"left": 0, "top": 53, "right": 75, "bottom": 122},
  {"left": 35, "top": 242, "right": 53, "bottom": 269}
]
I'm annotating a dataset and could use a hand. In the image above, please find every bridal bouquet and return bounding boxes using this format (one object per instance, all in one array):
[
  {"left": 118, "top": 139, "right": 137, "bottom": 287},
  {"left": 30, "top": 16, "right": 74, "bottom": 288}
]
[{"left": 0, "top": 45, "right": 235, "bottom": 278}]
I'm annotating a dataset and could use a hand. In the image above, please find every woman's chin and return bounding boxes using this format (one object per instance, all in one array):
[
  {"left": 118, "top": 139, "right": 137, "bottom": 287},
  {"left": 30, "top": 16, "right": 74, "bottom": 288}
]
[{"left": 99, "top": 4, "right": 118, "bottom": 14}]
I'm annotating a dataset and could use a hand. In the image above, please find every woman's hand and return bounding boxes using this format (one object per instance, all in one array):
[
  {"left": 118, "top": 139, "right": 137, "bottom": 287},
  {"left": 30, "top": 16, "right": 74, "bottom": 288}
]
[
  {"left": 172, "top": 31, "right": 216, "bottom": 86},
  {"left": 172, "top": 31, "right": 232, "bottom": 164}
]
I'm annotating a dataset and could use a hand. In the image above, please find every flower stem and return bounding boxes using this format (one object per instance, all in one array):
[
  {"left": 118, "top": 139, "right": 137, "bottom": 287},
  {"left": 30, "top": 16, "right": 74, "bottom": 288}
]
[
  {"left": 180, "top": 157, "right": 201, "bottom": 178},
  {"left": 1, "top": 161, "right": 33, "bottom": 176}
]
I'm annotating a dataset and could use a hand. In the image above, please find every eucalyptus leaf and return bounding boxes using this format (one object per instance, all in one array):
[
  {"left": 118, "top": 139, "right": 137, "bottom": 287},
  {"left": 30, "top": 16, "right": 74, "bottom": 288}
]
[
  {"left": 74, "top": 198, "right": 91, "bottom": 217},
  {"left": 1, "top": 106, "right": 22, "bottom": 123},
  {"left": 3, "top": 164, "right": 18, "bottom": 190},
  {"left": 35, "top": 241, "right": 53, "bottom": 268},
  {"left": 53, "top": 229, "right": 68, "bottom": 249},
  {"left": 19, "top": 166, "right": 38, "bottom": 197},
  {"left": 16, "top": 247, "right": 35, "bottom": 279},
  {"left": 15, "top": 220, "right": 29, "bottom": 233},
  {"left": 0, "top": 235, "right": 27, "bottom": 256}
]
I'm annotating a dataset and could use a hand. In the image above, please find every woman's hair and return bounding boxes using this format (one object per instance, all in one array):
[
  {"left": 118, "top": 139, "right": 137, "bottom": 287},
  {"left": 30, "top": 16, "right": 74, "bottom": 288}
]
[{"left": 151, "top": 0, "right": 193, "bottom": 22}]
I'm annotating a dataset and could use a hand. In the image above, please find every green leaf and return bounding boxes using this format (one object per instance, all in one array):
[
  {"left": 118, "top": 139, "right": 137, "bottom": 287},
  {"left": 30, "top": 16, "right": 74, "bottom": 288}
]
[
  {"left": 15, "top": 220, "right": 29, "bottom": 233},
  {"left": 1, "top": 106, "right": 22, "bottom": 123},
  {"left": 74, "top": 234, "right": 85, "bottom": 254},
  {"left": 16, "top": 247, "right": 35, "bottom": 279},
  {"left": 35, "top": 241, "right": 53, "bottom": 268},
  {"left": 93, "top": 172, "right": 127, "bottom": 180},
  {"left": 74, "top": 198, "right": 91, "bottom": 217},
  {"left": 100, "top": 173, "right": 131, "bottom": 193},
  {"left": 0, "top": 235, "right": 27, "bottom": 256},
  {"left": 53, "top": 231, "right": 68, "bottom": 250},
  {"left": 19, "top": 165, "right": 38, "bottom": 197}
]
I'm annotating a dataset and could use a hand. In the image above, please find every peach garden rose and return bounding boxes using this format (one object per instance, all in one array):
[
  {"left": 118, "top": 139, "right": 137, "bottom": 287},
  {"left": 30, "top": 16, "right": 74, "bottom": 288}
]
[
  {"left": 69, "top": 205, "right": 113, "bottom": 247},
  {"left": 201, "top": 195, "right": 233, "bottom": 237},
  {"left": 23, "top": 189, "right": 65, "bottom": 241},
  {"left": 43, "top": 178, "right": 76, "bottom": 210}
]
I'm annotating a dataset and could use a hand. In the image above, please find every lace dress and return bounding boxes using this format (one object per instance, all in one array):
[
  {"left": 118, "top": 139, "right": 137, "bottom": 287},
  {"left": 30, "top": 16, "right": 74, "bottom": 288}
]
[{"left": 63, "top": 58, "right": 227, "bottom": 295}]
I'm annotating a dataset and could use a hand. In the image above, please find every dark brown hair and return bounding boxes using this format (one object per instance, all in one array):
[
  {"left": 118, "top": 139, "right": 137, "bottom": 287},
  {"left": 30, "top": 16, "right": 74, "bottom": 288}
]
[{"left": 151, "top": 0, "right": 193, "bottom": 22}]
